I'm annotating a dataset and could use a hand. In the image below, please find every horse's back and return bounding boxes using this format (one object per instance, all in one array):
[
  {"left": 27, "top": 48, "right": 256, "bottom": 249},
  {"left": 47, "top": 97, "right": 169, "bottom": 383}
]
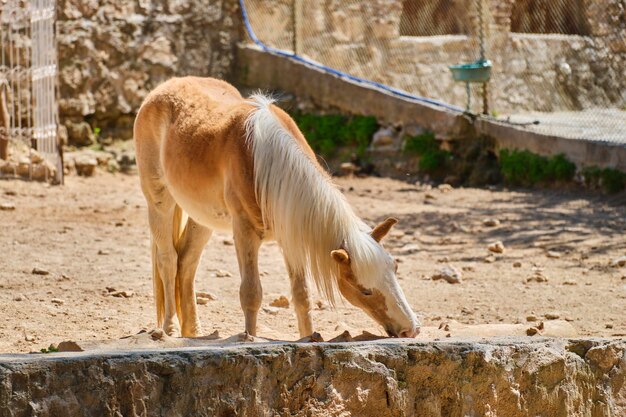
[{"left": 135, "top": 78, "right": 252, "bottom": 228}]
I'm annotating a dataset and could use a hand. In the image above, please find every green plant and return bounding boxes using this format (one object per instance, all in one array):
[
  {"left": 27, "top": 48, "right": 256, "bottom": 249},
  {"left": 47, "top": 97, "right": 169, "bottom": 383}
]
[
  {"left": 499, "top": 149, "right": 575, "bottom": 186},
  {"left": 291, "top": 112, "right": 378, "bottom": 158},
  {"left": 403, "top": 131, "right": 451, "bottom": 173},
  {"left": 582, "top": 166, "right": 626, "bottom": 194},
  {"left": 40, "top": 344, "right": 59, "bottom": 354}
]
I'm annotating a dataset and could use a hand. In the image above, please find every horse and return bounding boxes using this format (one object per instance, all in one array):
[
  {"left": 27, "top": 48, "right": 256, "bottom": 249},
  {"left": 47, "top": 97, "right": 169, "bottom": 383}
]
[{"left": 133, "top": 76, "right": 420, "bottom": 339}]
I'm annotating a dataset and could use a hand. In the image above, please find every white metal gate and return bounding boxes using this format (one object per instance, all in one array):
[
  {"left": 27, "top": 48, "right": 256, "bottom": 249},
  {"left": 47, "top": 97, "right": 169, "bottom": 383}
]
[{"left": 0, "top": 0, "right": 61, "bottom": 183}]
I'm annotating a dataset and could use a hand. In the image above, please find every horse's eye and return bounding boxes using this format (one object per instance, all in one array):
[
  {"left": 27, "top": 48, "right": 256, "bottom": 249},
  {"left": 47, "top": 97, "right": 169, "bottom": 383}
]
[{"left": 360, "top": 287, "right": 373, "bottom": 296}]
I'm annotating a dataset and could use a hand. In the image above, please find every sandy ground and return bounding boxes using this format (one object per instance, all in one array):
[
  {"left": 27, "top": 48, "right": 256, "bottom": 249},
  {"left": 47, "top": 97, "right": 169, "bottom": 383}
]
[{"left": 0, "top": 172, "right": 625, "bottom": 353}]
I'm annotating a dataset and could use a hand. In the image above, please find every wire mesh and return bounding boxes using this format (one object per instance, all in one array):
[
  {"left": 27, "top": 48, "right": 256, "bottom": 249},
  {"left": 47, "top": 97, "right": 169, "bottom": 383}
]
[
  {"left": 242, "top": 0, "right": 626, "bottom": 146},
  {"left": 0, "top": 0, "right": 61, "bottom": 182}
]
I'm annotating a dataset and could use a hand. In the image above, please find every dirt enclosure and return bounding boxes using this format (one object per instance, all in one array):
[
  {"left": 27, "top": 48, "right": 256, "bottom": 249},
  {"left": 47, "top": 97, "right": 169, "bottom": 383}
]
[{"left": 0, "top": 172, "right": 625, "bottom": 353}]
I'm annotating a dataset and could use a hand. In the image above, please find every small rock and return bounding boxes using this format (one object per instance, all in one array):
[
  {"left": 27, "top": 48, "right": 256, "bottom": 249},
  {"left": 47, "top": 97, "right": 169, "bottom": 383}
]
[
  {"left": 526, "top": 315, "right": 538, "bottom": 322},
  {"left": 424, "top": 192, "right": 436, "bottom": 200},
  {"left": 353, "top": 331, "right": 386, "bottom": 341},
  {"left": 431, "top": 265, "right": 462, "bottom": 284},
  {"left": 297, "top": 332, "right": 324, "bottom": 343},
  {"left": 371, "top": 127, "right": 396, "bottom": 148},
  {"left": 270, "top": 295, "right": 290, "bottom": 308},
  {"left": 563, "top": 280, "right": 577, "bottom": 286},
  {"left": 57, "top": 340, "right": 83, "bottom": 352},
  {"left": 526, "top": 271, "right": 548, "bottom": 283},
  {"left": 215, "top": 270, "right": 232, "bottom": 278},
  {"left": 13, "top": 294, "right": 27, "bottom": 301},
  {"left": 526, "top": 327, "right": 539, "bottom": 336},
  {"left": 196, "top": 291, "right": 217, "bottom": 301},
  {"left": 487, "top": 241, "right": 505, "bottom": 254},
  {"left": 32, "top": 267, "right": 50, "bottom": 276},
  {"left": 315, "top": 300, "right": 327, "bottom": 310},
  {"left": 396, "top": 243, "right": 420, "bottom": 255},
  {"left": 462, "top": 265, "right": 475, "bottom": 272},
  {"left": 586, "top": 345, "right": 622, "bottom": 372},
  {"left": 606, "top": 323, "right": 613, "bottom": 329},
  {"left": 4, "top": 190, "right": 16, "bottom": 196},
  {"left": 150, "top": 328, "right": 165, "bottom": 341},
  {"left": 0, "top": 202, "right": 15, "bottom": 211},
  {"left": 105, "top": 287, "right": 117, "bottom": 293},
  {"left": 610, "top": 256, "right": 626, "bottom": 268},
  {"left": 544, "top": 312, "right": 560, "bottom": 320},
  {"left": 437, "top": 183, "right": 453, "bottom": 193},
  {"left": 512, "top": 261, "right": 522, "bottom": 268},
  {"left": 222, "top": 239, "right": 234, "bottom": 246},
  {"left": 340, "top": 162, "right": 359, "bottom": 174},
  {"left": 111, "top": 290, "right": 134, "bottom": 298},
  {"left": 74, "top": 155, "right": 98, "bottom": 177},
  {"left": 461, "top": 307, "right": 472, "bottom": 315},
  {"left": 51, "top": 298, "right": 65, "bottom": 305},
  {"left": 262, "top": 306, "right": 280, "bottom": 315},
  {"left": 97, "top": 249, "right": 110, "bottom": 255},
  {"left": 482, "top": 218, "right": 500, "bottom": 227},
  {"left": 328, "top": 330, "right": 353, "bottom": 343},
  {"left": 196, "top": 297, "right": 210, "bottom": 305},
  {"left": 484, "top": 255, "right": 496, "bottom": 263},
  {"left": 546, "top": 251, "right": 561, "bottom": 259},
  {"left": 24, "top": 334, "right": 35, "bottom": 342},
  {"left": 107, "top": 159, "right": 120, "bottom": 173}
]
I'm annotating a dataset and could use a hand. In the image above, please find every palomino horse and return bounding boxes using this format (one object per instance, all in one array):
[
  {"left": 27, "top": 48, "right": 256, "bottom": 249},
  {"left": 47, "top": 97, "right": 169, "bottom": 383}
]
[{"left": 134, "top": 77, "right": 419, "bottom": 339}]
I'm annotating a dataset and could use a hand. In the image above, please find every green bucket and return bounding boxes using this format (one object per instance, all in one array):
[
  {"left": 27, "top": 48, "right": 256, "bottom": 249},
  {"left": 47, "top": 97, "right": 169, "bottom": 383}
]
[{"left": 449, "top": 59, "right": 492, "bottom": 83}]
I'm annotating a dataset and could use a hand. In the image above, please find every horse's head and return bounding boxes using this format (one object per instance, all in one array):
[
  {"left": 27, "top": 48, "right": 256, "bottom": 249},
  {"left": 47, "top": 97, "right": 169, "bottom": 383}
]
[{"left": 331, "top": 217, "right": 420, "bottom": 338}]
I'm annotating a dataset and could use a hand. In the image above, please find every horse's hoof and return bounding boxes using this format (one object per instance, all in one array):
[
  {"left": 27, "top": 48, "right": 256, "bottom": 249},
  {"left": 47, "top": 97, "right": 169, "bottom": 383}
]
[
  {"left": 163, "top": 323, "right": 180, "bottom": 337},
  {"left": 181, "top": 324, "right": 202, "bottom": 338}
]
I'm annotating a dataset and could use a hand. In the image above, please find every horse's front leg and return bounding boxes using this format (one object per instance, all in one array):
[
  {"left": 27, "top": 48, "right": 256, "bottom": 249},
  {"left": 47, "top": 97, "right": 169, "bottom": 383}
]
[
  {"left": 284, "top": 261, "right": 313, "bottom": 337},
  {"left": 232, "top": 217, "right": 262, "bottom": 336}
]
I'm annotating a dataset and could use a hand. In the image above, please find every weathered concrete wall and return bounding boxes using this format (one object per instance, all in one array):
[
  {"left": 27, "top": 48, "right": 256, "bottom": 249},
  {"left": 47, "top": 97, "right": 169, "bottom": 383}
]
[
  {"left": 238, "top": 45, "right": 626, "bottom": 173},
  {"left": 0, "top": 339, "right": 624, "bottom": 416},
  {"left": 57, "top": 0, "right": 241, "bottom": 145},
  {"left": 247, "top": 0, "right": 626, "bottom": 114}
]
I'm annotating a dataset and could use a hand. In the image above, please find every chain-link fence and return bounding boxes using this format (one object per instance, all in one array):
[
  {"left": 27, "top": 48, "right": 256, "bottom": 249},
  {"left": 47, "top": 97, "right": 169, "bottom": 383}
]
[{"left": 241, "top": 0, "right": 626, "bottom": 145}]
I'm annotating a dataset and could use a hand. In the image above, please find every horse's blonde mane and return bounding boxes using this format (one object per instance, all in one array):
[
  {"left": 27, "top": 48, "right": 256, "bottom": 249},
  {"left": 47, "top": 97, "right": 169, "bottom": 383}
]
[{"left": 245, "top": 94, "right": 386, "bottom": 305}]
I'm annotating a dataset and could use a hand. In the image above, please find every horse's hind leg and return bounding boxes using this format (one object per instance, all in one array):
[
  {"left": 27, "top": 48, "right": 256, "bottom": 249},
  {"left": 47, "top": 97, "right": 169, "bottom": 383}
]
[
  {"left": 147, "top": 198, "right": 180, "bottom": 336},
  {"left": 232, "top": 217, "right": 262, "bottom": 336},
  {"left": 284, "top": 260, "right": 313, "bottom": 337},
  {"left": 176, "top": 218, "right": 212, "bottom": 337}
]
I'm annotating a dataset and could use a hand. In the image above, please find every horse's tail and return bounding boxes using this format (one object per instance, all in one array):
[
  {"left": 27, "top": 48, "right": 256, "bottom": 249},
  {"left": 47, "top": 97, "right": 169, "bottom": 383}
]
[
  {"left": 152, "top": 203, "right": 187, "bottom": 327},
  {"left": 172, "top": 204, "right": 187, "bottom": 323}
]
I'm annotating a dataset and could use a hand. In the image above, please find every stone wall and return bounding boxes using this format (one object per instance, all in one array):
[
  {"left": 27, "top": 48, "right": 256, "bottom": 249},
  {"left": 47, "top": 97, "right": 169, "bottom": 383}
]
[
  {"left": 246, "top": 0, "right": 626, "bottom": 115},
  {"left": 1, "top": 339, "right": 624, "bottom": 416},
  {"left": 238, "top": 44, "right": 626, "bottom": 173},
  {"left": 57, "top": 0, "right": 241, "bottom": 146}
]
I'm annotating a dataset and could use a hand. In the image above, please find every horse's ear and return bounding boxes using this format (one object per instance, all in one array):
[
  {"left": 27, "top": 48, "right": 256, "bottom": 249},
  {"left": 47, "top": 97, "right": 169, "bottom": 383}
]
[
  {"left": 331, "top": 249, "right": 350, "bottom": 265},
  {"left": 371, "top": 217, "right": 398, "bottom": 242}
]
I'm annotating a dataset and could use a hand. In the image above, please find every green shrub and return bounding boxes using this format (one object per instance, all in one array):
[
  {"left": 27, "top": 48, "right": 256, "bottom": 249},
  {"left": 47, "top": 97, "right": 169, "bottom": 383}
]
[
  {"left": 499, "top": 149, "right": 575, "bottom": 186},
  {"left": 291, "top": 112, "right": 378, "bottom": 158},
  {"left": 403, "top": 131, "right": 451, "bottom": 173},
  {"left": 582, "top": 166, "right": 626, "bottom": 194}
]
